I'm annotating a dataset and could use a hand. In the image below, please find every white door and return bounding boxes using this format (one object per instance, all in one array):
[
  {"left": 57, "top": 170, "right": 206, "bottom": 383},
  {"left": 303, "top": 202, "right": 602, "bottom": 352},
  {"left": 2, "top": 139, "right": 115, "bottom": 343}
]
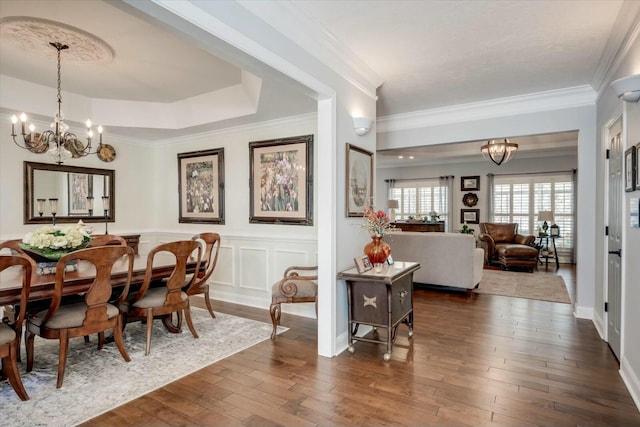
[{"left": 607, "top": 120, "right": 622, "bottom": 360}]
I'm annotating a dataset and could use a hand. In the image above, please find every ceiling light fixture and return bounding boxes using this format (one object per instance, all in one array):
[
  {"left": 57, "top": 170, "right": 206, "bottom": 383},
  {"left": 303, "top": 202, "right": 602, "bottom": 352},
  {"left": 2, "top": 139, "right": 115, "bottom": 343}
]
[
  {"left": 10, "top": 42, "right": 105, "bottom": 165},
  {"left": 480, "top": 138, "right": 518, "bottom": 166},
  {"left": 610, "top": 74, "right": 640, "bottom": 103},
  {"left": 353, "top": 117, "right": 373, "bottom": 136}
]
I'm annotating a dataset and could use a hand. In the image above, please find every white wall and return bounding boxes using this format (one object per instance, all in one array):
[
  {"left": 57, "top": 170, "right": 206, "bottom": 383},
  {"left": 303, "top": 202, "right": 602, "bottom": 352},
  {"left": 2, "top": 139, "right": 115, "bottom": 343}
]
[
  {"left": 0, "top": 117, "right": 156, "bottom": 239},
  {"left": 376, "top": 154, "right": 577, "bottom": 227},
  {"left": 596, "top": 27, "right": 640, "bottom": 407}
]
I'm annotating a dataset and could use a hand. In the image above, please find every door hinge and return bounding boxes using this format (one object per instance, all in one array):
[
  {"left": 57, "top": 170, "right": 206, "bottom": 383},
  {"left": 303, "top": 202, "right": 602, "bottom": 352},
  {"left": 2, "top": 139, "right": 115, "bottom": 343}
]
[
  {"left": 606, "top": 149, "right": 610, "bottom": 159},
  {"left": 605, "top": 226, "right": 609, "bottom": 236},
  {"left": 605, "top": 302, "right": 608, "bottom": 312}
]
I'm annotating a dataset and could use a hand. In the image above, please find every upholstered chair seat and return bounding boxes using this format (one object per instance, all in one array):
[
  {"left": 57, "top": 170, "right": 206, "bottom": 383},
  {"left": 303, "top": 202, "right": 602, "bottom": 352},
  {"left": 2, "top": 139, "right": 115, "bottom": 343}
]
[
  {"left": 125, "top": 287, "right": 189, "bottom": 309},
  {"left": 28, "top": 303, "right": 120, "bottom": 330},
  {"left": 0, "top": 323, "right": 16, "bottom": 345},
  {"left": 269, "top": 266, "right": 318, "bottom": 340}
]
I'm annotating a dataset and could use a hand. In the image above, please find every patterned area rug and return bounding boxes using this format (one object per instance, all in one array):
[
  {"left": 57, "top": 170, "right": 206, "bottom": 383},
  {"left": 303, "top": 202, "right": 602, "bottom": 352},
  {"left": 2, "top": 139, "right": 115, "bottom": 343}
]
[
  {"left": 474, "top": 269, "right": 571, "bottom": 303},
  {"left": 0, "top": 307, "right": 285, "bottom": 426}
]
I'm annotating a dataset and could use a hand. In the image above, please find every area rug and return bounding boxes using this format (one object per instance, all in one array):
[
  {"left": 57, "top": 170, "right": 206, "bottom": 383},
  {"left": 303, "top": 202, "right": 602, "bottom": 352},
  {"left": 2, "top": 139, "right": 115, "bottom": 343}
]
[
  {"left": 474, "top": 269, "right": 571, "bottom": 303},
  {"left": 0, "top": 307, "right": 286, "bottom": 427}
]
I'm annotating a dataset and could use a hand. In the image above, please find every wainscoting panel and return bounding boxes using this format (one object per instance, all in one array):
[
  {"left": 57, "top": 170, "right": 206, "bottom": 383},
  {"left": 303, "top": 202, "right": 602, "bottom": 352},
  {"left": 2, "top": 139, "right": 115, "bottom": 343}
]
[
  {"left": 238, "top": 246, "right": 270, "bottom": 291},
  {"left": 139, "top": 232, "right": 318, "bottom": 316},
  {"left": 211, "top": 245, "right": 234, "bottom": 288}
]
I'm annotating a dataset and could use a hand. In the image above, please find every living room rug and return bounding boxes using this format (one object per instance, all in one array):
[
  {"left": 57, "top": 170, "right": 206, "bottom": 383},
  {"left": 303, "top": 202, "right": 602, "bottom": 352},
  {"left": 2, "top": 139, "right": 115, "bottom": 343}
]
[
  {"left": 474, "top": 269, "right": 571, "bottom": 304},
  {"left": 0, "top": 307, "right": 285, "bottom": 427}
]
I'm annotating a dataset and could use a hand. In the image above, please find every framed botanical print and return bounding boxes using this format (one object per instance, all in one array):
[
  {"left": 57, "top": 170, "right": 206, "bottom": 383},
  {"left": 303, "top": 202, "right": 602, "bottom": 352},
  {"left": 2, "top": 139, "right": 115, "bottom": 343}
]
[
  {"left": 68, "top": 172, "right": 91, "bottom": 215},
  {"left": 625, "top": 145, "right": 636, "bottom": 192},
  {"left": 178, "top": 148, "right": 225, "bottom": 224},
  {"left": 249, "top": 135, "right": 313, "bottom": 225},
  {"left": 460, "top": 208, "right": 480, "bottom": 224},
  {"left": 461, "top": 176, "right": 480, "bottom": 191},
  {"left": 346, "top": 143, "right": 374, "bottom": 217}
]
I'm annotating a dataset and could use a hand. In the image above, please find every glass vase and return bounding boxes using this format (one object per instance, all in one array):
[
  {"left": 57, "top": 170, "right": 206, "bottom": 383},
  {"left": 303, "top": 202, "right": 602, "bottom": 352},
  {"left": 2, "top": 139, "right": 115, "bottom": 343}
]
[{"left": 364, "top": 235, "right": 391, "bottom": 264}]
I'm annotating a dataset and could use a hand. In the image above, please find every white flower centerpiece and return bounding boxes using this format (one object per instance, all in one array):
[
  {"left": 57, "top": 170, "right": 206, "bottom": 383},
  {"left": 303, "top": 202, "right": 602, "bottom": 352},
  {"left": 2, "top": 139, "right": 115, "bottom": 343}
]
[{"left": 20, "top": 221, "right": 93, "bottom": 274}]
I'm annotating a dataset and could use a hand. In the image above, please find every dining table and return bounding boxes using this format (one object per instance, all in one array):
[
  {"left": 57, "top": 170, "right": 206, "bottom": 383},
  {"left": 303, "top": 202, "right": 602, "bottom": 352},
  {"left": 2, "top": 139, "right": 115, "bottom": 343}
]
[{"left": 0, "top": 253, "right": 198, "bottom": 306}]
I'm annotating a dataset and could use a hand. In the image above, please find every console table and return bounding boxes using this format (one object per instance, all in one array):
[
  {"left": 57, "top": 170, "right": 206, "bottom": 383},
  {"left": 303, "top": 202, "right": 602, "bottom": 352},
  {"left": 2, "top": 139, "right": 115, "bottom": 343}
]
[
  {"left": 120, "top": 234, "right": 140, "bottom": 255},
  {"left": 391, "top": 221, "right": 444, "bottom": 232},
  {"left": 337, "top": 261, "right": 420, "bottom": 361}
]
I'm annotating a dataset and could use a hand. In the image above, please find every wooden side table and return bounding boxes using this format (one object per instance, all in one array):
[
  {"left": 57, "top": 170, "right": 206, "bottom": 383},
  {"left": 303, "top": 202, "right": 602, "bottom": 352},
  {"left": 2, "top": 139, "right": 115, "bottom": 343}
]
[
  {"left": 337, "top": 261, "right": 420, "bottom": 361},
  {"left": 537, "top": 234, "right": 560, "bottom": 269}
]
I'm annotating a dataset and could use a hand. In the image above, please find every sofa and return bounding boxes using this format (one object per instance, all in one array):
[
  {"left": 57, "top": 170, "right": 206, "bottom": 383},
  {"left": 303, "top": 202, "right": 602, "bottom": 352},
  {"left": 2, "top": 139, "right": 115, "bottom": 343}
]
[{"left": 385, "top": 231, "right": 484, "bottom": 290}]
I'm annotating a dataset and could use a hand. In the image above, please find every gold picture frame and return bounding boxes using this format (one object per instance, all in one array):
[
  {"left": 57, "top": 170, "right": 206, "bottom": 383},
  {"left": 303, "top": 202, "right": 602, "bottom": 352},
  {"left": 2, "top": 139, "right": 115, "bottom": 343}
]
[{"left": 346, "top": 143, "right": 374, "bottom": 217}]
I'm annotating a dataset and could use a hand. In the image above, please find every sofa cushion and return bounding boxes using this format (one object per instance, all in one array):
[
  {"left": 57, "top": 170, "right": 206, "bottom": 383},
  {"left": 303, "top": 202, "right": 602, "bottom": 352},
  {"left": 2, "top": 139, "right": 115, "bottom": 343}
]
[{"left": 483, "top": 223, "right": 516, "bottom": 243}]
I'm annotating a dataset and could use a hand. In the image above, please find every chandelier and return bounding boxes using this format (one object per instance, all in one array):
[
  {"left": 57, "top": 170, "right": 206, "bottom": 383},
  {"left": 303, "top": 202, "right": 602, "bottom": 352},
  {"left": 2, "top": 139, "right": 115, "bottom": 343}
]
[
  {"left": 480, "top": 138, "right": 518, "bottom": 166},
  {"left": 10, "top": 42, "right": 104, "bottom": 165}
]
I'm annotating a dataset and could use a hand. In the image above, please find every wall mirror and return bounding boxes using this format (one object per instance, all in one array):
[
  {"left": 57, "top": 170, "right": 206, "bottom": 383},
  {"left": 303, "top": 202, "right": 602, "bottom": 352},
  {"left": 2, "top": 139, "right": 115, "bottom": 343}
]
[{"left": 24, "top": 161, "right": 115, "bottom": 224}]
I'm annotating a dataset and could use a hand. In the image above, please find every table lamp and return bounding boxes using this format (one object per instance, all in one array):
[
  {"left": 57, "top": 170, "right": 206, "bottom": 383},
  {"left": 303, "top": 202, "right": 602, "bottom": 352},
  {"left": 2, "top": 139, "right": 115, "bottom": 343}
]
[
  {"left": 387, "top": 199, "right": 399, "bottom": 222},
  {"left": 538, "top": 211, "right": 554, "bottom": 234}
]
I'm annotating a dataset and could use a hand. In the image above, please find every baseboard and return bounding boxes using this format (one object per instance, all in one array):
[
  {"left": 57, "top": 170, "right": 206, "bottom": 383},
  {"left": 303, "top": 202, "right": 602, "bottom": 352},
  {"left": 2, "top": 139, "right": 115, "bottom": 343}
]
[
  {"left": 574, "top": 304, "right": 593, "bottom": 320},
  {"left": 592, "top": 310, "right": 605, "bottom": 340},
  {"left": 620, "top": 355, "right": 640, "bottom": 412}
]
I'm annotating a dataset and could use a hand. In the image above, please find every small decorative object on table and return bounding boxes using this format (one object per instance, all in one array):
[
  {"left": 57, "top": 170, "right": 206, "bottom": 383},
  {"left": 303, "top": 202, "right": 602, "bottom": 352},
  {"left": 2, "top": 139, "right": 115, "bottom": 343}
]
[
  {"left": 362, "top": 205, "right": 391, "bottom": 264},
  {"left": 460, "top": 224, "right": 474, "bottom": 234},
  {"left": 427, "top": 210, "right": 439, "bottom": 222},
  {"left": 20, "top": 221, "right": 93, "bottom": 274}
]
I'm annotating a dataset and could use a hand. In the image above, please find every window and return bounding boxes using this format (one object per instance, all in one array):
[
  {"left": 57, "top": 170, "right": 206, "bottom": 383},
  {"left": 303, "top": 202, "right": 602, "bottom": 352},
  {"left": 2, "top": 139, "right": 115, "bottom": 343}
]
[
  {"left": 491, "top": 172, "right": 575, "bottom": 262},
  {"left": 389, "top": 178, "right": 450, "bottom": 230}
]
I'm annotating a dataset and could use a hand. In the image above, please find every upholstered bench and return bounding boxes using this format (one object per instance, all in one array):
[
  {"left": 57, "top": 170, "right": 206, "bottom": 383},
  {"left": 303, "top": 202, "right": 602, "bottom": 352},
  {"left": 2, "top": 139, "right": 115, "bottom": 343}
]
[{"left": 497, "top": 244, "right": 539, "bottom": 271}]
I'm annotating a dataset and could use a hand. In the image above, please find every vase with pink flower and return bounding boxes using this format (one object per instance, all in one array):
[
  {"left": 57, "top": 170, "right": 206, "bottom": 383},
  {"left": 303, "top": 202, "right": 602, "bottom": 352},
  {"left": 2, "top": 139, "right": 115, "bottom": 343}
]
[{"left": 362, "top": 206, "right": 392, "bottom": 264}]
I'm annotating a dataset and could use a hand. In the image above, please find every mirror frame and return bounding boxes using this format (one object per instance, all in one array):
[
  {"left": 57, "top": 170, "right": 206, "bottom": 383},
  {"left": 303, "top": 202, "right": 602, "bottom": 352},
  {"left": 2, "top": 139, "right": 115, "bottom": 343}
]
[{"left": 24, "top": 161, "right": 115, "bottom": 224}]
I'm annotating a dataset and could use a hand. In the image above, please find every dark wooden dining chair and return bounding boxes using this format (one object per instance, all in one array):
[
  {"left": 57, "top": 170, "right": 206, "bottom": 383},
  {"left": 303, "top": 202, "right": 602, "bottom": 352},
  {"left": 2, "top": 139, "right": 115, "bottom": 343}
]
[
  {"left": 185, "top": 233, "right": 221, "bottom": 318},
  {"left": 269, "top": 266, "right": 318, "bottom": 339},
  {"left": 119, "top": 240, "right": 202, "bottom": 356},
  {"left": 88, "top": 234, "right": 127, "bottom": 248},
  {"left": 25, "top": 245, "right": 135, "bottom": 388},
  {"left": 0, "top": 240, "right": 36, "bottom": 362},
  {"left": 0, "top": 255, "right": 32, "bottom": 400}
]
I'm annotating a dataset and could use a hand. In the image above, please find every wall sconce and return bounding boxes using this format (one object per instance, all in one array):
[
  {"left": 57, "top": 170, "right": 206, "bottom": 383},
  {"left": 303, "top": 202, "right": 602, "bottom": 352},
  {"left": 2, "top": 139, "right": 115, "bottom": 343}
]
[
  {"left": 353, "top": 117, "right": 373, "bottom": 136},
  {"left": 610, "top": 74, "right": 640, "bottom": 103}
]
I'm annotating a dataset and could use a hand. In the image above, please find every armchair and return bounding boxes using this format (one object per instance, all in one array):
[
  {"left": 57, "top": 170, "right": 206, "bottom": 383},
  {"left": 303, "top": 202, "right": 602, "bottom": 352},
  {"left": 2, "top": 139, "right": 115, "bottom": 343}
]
[{"left": 478, "top": 223, "right": 538, "bottom": 271}]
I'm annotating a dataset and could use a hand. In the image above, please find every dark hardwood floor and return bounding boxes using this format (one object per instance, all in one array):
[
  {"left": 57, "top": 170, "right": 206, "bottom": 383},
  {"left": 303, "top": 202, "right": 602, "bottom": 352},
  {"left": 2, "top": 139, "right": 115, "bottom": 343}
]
[{"left": 84, "top": 264, "right": 640, "bottom": 426}]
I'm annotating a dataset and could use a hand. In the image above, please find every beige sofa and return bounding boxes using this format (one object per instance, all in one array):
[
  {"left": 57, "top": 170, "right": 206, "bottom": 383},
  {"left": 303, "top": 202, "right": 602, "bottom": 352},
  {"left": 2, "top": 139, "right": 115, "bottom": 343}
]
[{"left": 385, "top": 231, "right": 484, "bottom": 290}]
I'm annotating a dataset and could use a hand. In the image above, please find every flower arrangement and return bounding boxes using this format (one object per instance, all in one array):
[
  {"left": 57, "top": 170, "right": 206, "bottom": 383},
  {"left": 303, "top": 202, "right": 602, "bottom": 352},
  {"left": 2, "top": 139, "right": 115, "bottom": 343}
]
[
  {"left": 21, "top": 221, "right": 92, "bottom": 260},
  {"left": 363, "top": 206, "right": 392, "bottom": 237}
]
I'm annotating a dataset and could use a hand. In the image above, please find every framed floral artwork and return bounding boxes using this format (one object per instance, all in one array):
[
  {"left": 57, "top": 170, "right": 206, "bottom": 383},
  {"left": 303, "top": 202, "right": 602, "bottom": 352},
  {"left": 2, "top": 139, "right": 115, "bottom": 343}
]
[
  {"left": 178, "top": 148, "right": 225, "bottom": 224},
  {"left": 249, "top": 135, "right": 313, "bottom": 225},
  {"left": 625, "top": 145, "right": 636, "bottom": 192},
  {"left": 346, "top": 143, "right": 374, "bottom": 217},
  {"left": 68, "top": 172, "right": 91, "bottom": 215}
]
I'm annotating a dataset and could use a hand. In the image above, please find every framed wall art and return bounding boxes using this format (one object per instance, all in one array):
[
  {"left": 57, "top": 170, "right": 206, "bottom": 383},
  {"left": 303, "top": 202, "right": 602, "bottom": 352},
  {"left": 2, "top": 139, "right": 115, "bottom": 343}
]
[
  {"left": 625, "top": 145, "right": 636, "bottom": 192},
  {"left": 346, "top": 143, "right": 374, "bottom": 217},
  {"left": 178, "top": 148, "right": 225, "bottom": 224},
  {"left": 68, "top": 172, "right": 91, "bottom": 215},
  {"left": 460, "top": 208, "right": 480, "bottom": 224},
  {"left": 249, "top": 134, "right": 313, "bottom": 225},
  {"left": 636, "top": 142, "right": 640, "bottom": 191},
  {"left": 461, "top": 176, "right": 480, "bottom": 191}
]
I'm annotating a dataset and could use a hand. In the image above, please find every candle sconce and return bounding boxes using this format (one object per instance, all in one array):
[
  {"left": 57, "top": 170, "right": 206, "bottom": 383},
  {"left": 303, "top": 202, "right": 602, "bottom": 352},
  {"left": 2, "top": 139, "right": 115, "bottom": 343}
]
[
  {"left": 37, "top": 199, "right": 46, "bottom": 217},
  {"left": 49, "top": 198, "right": 58, "bottom": 226},
  {"left": 86, "top": 196, "right": 94, "bottom": 217},
  {"left": 102, "top": 195, "right": 109, "bottom": 233}
]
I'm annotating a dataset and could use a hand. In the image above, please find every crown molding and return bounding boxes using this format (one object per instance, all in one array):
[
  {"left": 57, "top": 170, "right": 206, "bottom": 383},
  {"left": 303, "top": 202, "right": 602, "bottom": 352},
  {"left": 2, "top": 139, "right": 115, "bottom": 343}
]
[
  {"left": 236, "top": 0, "right": 382, "bottom": 100},
  {"left": 593, "top": 1, "right": 640, "bottom": 97},
  {"left": 154, "top": 112, "right": 317, "bottom": 146},
  {"left": 377, "top": 86, "right": 596, "bottom": 133}
]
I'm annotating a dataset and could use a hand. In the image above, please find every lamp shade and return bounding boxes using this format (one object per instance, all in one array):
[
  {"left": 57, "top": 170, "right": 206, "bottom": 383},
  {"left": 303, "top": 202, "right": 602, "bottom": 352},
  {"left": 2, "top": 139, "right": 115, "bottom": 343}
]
[
  {"left": 387, "top": 199, "right": 399, "bottom": 209},
  {"left": 538, "top": 211, "right": 554, "bottom": 222}
]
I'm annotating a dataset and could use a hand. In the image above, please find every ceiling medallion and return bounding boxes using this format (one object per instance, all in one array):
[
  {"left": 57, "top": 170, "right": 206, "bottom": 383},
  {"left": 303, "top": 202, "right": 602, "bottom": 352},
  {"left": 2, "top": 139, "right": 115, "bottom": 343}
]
[{"left": 0, "top": 16, "right": 114, "bottom": 63}]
